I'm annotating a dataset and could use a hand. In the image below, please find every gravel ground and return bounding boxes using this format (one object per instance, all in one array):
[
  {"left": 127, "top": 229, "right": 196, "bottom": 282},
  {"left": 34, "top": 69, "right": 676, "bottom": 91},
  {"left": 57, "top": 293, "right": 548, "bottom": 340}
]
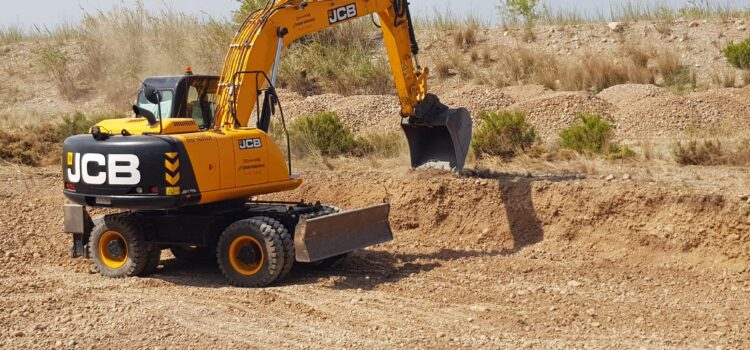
[{"left": 1, "top": 166, "right": 749, "bottom": 349}]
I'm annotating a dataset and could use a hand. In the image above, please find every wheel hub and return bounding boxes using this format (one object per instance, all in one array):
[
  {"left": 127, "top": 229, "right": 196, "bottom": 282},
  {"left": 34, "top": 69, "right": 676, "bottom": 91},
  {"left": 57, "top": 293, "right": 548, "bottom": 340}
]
[
  {"left": 237, "top": 245, "right": 261, "bottom": 265},
  {"left": 107, "top": 240, "right": 126, "bottom": 259}
]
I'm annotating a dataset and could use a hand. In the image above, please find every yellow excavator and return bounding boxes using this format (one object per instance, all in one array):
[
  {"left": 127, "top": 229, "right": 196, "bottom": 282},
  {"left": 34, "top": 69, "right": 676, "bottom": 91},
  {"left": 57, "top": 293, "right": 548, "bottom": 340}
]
[{"left": 62, "top": 0, "right": 472, "bottom": 287}]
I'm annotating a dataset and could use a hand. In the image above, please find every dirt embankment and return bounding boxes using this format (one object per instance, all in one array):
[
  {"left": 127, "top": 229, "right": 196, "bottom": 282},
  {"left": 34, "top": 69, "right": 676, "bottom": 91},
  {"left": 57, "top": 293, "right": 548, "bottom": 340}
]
[
  {"left": 1, "top": 165, "right": 749, "bottom": 349},
  {"left": 278, "top": 82, "right": 750, "bottom": 141}
]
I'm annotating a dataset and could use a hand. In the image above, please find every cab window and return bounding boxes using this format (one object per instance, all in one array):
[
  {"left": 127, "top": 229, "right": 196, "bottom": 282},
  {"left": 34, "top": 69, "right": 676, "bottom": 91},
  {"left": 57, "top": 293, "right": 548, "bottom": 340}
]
[
  {"left": 138, "top": 90, "right": 174, "bottom": 119},
  {"left": 185, "top": 80, "right": 217, "bottom": 129}
]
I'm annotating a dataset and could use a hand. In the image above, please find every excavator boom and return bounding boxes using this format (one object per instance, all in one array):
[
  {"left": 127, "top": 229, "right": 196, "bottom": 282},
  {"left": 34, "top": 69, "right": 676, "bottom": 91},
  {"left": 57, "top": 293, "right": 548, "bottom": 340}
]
[{"left": 216, "top": 0, "right": 472, "bottom": 170}]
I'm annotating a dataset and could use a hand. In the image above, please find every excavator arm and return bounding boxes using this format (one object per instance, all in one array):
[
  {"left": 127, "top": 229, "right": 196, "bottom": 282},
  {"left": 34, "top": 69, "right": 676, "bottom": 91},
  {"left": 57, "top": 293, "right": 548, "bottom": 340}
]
[{"left": 215, "top": 0, "right": 472, "bottom": 170}]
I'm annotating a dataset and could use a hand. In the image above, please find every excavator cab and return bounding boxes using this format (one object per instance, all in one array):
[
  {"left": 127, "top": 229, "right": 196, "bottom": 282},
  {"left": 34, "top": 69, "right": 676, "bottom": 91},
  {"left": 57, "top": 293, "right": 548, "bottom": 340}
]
[{"left": 136, "top": 73, "right": 219, "bottom": 129}]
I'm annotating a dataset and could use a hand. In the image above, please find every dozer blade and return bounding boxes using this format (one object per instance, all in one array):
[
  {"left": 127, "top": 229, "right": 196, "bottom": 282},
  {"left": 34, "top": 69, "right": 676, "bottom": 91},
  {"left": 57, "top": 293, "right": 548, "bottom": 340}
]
[
  {"left": 294, "top": 203, "right": 393, "bottom": 263},
  {"left": 402, "top": 94, "right": 473, "bottom": 171}
]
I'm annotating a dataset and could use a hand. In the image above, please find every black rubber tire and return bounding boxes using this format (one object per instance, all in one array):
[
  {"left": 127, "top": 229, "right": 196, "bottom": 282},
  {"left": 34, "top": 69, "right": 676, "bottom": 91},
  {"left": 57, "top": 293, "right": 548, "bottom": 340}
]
[
  {"left": 217, "top": 217, "right": 286, "bottom": 288},
  {"left": 264, "top": 219, "right": 294, "bottom": 280},
  {"left": 89, "top": 215, "right": 151, "bottom": 278},
  {"left": 169, "top": 246, "right": 215, "bottom": 262},
  {"left": 139, "top": 246, "right": 162, "bottom": 276}
]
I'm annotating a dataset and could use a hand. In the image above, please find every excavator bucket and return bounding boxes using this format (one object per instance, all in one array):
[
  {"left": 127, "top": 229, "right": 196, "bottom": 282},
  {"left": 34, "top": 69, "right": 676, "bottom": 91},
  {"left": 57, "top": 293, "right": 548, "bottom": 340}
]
[
  {"left": 294, "top": 203, "right": 393, "bottom": 263},
  {"left": 402, "top": 94, "right": 473, "bottom": 171}
]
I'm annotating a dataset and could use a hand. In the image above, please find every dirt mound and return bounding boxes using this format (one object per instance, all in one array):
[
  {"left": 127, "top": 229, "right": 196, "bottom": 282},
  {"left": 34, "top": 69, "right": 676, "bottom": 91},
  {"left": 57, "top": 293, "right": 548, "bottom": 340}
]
[
  {"left": 436, "top": 84, "right": 515, "bottom": 116},
  {"left": 597, "top": 84, "right": 670, "bottom": 109},
  {"left": 499, "top": 84, "right": 552, "bottom": 103},
  {"left": 608, "top": 86, "right": 750, "bottom": 138},
  {"left": 280, "top": 92, "right": 401, "bottom": 133},
  {"left": 506, "top": 92, "right": 615, "bottom": 140},
  {"left": 280, "top": 84, "right": 515, "bottom": 134}
]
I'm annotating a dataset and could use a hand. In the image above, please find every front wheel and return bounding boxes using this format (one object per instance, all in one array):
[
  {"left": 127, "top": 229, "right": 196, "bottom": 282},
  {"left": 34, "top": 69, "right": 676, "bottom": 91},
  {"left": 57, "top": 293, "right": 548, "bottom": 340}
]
[{"left": 217, "top": 217, "right": 287, "bottom": 287}]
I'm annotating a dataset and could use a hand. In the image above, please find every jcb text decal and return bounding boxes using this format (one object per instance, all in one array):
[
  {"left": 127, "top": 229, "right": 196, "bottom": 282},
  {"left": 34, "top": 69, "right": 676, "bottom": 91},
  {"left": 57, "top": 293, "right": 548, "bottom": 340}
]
[
  {"left": 67, "top": 152, "right": 141, "bottom": 185},
  {"left": 239, "top": 138, "right": 263, "bottom": 150},
  {"left": 329, "top": 3, "right": 357, "bottom": 24}
]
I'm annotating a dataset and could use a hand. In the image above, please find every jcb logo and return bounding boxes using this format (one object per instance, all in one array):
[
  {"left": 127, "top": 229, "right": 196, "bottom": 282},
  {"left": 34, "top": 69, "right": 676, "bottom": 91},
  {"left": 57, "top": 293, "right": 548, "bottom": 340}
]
[
  {"left": 328, "top": 3, "right": 357, "bottom": 24},
  {"left": 67, "top": 153, "right": 141, "bottom": 185},
  {"left": 239, "top": 138, "right": 262, "bottom": 150}
]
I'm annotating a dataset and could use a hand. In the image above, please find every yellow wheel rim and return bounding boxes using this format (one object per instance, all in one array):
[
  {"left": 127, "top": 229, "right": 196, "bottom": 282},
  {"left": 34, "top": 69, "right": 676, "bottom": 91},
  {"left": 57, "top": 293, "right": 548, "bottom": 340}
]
[
  {"left": 228, "top": 236, "right": 264, "bottom": 276},
  {"left": 98, "top": 231, "right": 128, "bottom": 269}
]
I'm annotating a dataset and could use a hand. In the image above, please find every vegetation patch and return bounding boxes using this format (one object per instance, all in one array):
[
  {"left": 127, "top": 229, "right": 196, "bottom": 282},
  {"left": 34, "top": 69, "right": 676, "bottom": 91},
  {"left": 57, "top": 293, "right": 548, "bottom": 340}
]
[
  {"left": 282, "top": 112, "right": 404, "bottom": 159},
  {"left": 38, "top": 47, "right": 81, "bottom": 101},
  {"left": 723, "top": 38, "right": 750, "bottom": 70},
  {"left": 672, "top": 139, "right": 750, "bottom": 166},
  {"left": 472, "top": 111, "right": 537, "bottom": 160},
  {"left": 560, "top": 114, "right": 635, "bottom": 159}
]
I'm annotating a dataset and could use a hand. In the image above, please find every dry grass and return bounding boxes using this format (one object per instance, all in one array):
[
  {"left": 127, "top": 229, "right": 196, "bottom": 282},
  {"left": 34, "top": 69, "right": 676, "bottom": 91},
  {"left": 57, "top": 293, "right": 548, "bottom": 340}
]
[
  {"left": 672, "top": 139, "right": 750, "bottom": 166},
  {"left": 280, "top": 18, "right": 392, "bottom": 96},
  {"left": 0, "top": 24, "right": 26, "bottom": 45},
  {"left": 38, "top": 47, "right": 82, "bottom": 101},
  {"left": 470, "top": 43, "right": 696, "bottom": 91},
  {"left": 72, "top": 2, "right": 233, "bottom": 108},
  {"left": 471, "top": 42, "right": 673, "bottom": 91},
  {"left": 711, "top": 69, "right": 737, "bottom": 88}
]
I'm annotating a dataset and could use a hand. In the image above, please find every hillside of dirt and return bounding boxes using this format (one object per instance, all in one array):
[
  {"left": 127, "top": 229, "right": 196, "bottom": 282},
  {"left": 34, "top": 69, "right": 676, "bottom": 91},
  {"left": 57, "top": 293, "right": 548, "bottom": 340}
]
[
  {"left": 3, "top": 19, "right": 750, "bottom": 141},
  {"left": 1, "top": 165, "right": 749, "bottom": 349}
]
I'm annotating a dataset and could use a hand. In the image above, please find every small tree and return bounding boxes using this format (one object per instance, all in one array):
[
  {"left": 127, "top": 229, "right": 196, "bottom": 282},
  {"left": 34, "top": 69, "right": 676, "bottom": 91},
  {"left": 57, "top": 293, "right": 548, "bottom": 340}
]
[{"left": 497, "top": 0, "right": 541, "bottom": 39}]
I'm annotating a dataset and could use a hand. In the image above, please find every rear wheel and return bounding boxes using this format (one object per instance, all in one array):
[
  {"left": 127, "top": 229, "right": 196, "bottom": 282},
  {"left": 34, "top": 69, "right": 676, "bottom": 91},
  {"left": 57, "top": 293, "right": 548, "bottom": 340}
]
[
  {"left": 89, "top": 215, "right": 151, "bottom": 278},
  {"left": 217, "top": 217, "right": 286, "bottom": 287}
]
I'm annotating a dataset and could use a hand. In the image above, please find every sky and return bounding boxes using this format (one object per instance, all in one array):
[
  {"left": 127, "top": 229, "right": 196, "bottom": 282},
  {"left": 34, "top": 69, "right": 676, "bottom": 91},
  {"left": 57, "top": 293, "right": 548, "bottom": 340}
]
[{"left": 1, "top": 0, "right": 748, "bottom": 28}]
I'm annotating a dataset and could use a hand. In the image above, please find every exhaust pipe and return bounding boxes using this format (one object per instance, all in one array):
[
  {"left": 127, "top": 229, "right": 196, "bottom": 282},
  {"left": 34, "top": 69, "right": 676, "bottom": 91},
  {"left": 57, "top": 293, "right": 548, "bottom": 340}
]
[{"left": 402, "top": 94, "right": 473, "bottom": 171}]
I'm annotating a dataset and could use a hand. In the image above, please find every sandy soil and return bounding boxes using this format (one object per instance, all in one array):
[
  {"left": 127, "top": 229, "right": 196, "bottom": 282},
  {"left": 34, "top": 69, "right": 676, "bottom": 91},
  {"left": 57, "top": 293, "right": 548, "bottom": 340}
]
[{"left": 1, "top": 164, "right": 749, "bottom": 349}]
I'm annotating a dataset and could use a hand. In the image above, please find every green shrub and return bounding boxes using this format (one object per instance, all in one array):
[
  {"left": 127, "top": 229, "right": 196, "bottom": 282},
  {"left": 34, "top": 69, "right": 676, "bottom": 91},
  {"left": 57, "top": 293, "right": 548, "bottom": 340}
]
[
  {"left": 663, "top": 67, "right": 696, "bottom": 93},
  {"left": 288, "top": 112, "right": 357, "bottom": 157},
  {"left": 55, "top": 112, "right": 94, "bottom": 140},
  {"left": 54, "top": 112, "right": 125, "bottom": 141},
  {"left": 471, "top": 111, "right": 537, "bottom": 160},
  {"left": 560, "top": 114, "right": 632, "bottom": 157},
  {"left": 723, "top": 38, "right": 750, "bottom": 69}
]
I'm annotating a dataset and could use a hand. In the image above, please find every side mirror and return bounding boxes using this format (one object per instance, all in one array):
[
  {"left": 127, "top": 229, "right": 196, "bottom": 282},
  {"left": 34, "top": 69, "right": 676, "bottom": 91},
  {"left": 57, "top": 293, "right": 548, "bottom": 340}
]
[
  {"left": 143, "top": 85, "right": 161, "bottom": 105},
  {"left": 132, "top": 105, "right": 158, "bottom": 125}
]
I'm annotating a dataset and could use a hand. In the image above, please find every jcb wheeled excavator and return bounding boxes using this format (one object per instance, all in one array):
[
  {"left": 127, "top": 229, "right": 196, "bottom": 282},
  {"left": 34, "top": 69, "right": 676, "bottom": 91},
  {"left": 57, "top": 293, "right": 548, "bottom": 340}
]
[{"left": 62, "top": 0, "right": 472, "bottom": 287}]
